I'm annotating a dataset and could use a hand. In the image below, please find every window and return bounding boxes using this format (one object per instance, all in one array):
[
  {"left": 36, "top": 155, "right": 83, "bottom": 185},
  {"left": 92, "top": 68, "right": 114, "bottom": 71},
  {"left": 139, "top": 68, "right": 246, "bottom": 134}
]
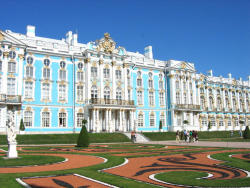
[
  {"left": 104, "top": 87, "right": 110, "bottom": 100},
  {"left": 190, "top": 93, "right": 193, "bottom": 104},
  {"left": 43, "top": 68, "right": 50, "bottom": 79},
  {"left": 202, "top": 118, "right": 207, "bottom": 127},
  {"left": 225, "top": 91, "right": 228, "bottom": 96},
  {"left": 217, "top": 89, "right": 220, "bottom": 95},
  {"left": 59, "top": 112, "right": 66, "bottom": 127},
  {"left": 232, "top": 91, "right": 235, "bottom": 97},
  {"left": 210, "top": 118, "right": 216, "bottom": 126},
  {"left": 77, "top": 113, "right": 84, "bottom": 127},
  {"left": 219, "top": 119, "right": 224, "bottom": 126},
  {"left": 200, "top": 97, "right": 205, "bottom": 109},
  {"left": 233, "top": 99, "right": 236, "bottom": 109},
  {"left": 189, "top": 83, "right": 192, "bottom": 90},
  {"left": 228, "top": 120, "right": 231, "bottom": 126},
  {"left": 137, "top": 90, "right": 143, "bottom": 105},
  {"left": 183, "top": 82, "right": 186, "bottom": 90},
  {"left": 9, "top": 51, "right": 16, "bottom": 59},
  {"left": 77, "top": 71, "right": 84, "bottom": 82},
  {"left": 137, "top": 78, "right": 142, "bottom": 87},
  {"left": 225, "top": 98, "right": 229, "bottom": 109},
  {"left": 160, "top": 114, "right": 165, "bottom": 127},
  {"left": 159, "top": 81, "right": 163, "bottom": 89},
  {"left": 176, "top": 92, "right": 180, "bottom": 104},
  {"left": 184, "top": 93, "right": 187, "bottom": 104},
  {"left": 42, "top": 112, "right": 50, "bottom": 127},
  {"left": 209, "top": 97, "right": 213, "bottom": 109},
  {"left": 103, "top": 68, "right": 110, "bottom": 78},
  {"left": 159, "top": 92, "right": 164, "bottom": 106},
  {"left": 60, "top": 61, "right": 66, "bottom": 68},
  {"left": 42, "top": 83, "right": 50, "bottom": 100},
  {"left": 8, "top": 62, "right": 16, "bottom": 73},
  {"left": 234, "top": 119, "right": 239, "bottom": 126},
  {"left": 25, "top": 81, "right": 33, "bottom": 99},
  {"left": 7, "top": 78, "right": 16, "bottom": 95},
  {"left": 44, "top": 59, "right": 50, "bottom": 66},
  {"left": 27, "top": 56, "right": 33, "bottom": 64},
  {"left": 116, "top": 70, "right": 122, "bottom": 79},
  {"left": 26, "top": 66, "right": 33, "bottom": 78},
  {"left": 59, "top": 84, "right": 66, "bottom": 101},
  {"left": 150, "top": 113, "right": 155, "bottom": 126},
  {"left": 91, "top": 67, "right": 97, "bottom": 77},
  {"left": 138, "top": 114, "right": 144, "bottom": 127},
  {"left": 91, "top": 86, "right": 98, "bottom": 99},
  {"left": 59, "top": 70, "right": 66, "bottom": 81},
  {"left": 128, "top": 89, "right": 131, "bottom": 100},
  {"left": 217, "top": 98, "right": 222, "bottom": 110},
  {"left": 78, "top": 62, "right": 83, "bottom": 69},
  {"left": 209, "top": 89, "right": 212, "bottom": 95},
  {"left": 149, "top": 91, "right": 154, "bottom": 106},
  {"left": 24, "top": 111, "right": 32, "bottom": 127},
  {"left": 77, "top": 85, "right": 84, "bottom": 101},
  {"left": 116, "top": 87, "right": 122, "bottom": 100},
  {"left": 0, "top": 61, "right": 2, "bottom": 72},
  {"left": 148, "top": 80, "right": 153, "bottom": 88},
  {"left": 176, "top": 81, "right": 179, "bottom": 89},
  {"left": 200, "top": 88, "right": 204, "bottom": 94}
]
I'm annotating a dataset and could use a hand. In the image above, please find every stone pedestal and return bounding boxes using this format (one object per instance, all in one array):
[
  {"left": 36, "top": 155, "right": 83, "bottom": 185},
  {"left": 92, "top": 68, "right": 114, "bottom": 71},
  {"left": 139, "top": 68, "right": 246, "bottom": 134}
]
[{"left": 7, "top": 142, "right": 18, "bottom": 158}]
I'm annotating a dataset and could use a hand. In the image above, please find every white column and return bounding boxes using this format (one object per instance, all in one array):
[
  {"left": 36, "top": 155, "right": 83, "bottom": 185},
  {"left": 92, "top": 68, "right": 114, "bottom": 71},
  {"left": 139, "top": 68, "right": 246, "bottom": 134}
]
[
  {"left": 86, "top": 59, "right": 91, "bottom": 100},
  {"left": 129, "top": 111, "right": 132, "bottom": 131},
  {"left": 105, "top": 110, "right": 108, "bottom": 131},
  {"left": 123, "top": 110, "right": 126, "bottom": 132},
  {"left": 92, "top": 109, "right": 95, "bottom": 132},
  {"left": 119, "top": 110, "right": 122, "bottom": 131},
  {"left": 96, "top": 109, "right": 99, "bottom": 132},
  {"left": 109, "top": 109, "right": 112, "bottom": 132},
  {"left": 99, "top": 61, "right": 103, "bottom": 99}
]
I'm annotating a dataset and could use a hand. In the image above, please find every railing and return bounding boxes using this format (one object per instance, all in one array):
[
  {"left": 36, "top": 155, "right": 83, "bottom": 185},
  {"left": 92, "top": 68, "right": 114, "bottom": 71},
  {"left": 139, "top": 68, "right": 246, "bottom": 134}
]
[
  {"left": 174, "top": 104, "right": 201, "bottom": 111},
  {"left": 0, "top": 94, "right": 22, "bottom": 104},
  {"left": 88, "top": 98, "right": 135, "bottom": 106}
]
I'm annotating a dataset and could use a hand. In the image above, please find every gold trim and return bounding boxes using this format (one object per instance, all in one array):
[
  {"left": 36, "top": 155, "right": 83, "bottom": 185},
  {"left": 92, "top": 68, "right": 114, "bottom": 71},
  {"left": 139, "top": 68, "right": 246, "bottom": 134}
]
[{"left": 0, "top": 33, "right": 4, "bottom": 41}]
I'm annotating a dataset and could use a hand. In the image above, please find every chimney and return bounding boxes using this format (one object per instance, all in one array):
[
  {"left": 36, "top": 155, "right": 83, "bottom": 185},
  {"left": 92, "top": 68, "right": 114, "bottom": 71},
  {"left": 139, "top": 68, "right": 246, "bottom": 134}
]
[
  {"left": 72, "top": 33, "right": 78, "bottom": 45},
  {"left": 144, "top": 46, "right": 153, "bottom": 59},
  {"left": 26, "top": 25, "right": 35, "bottom": 37},
  {"left": 66, "top": 31, "right": 72, "bottom": 44},
  {"left": 207, "top": 70, "right": 213, "bottom": 77},
  {"left": 228, "top": 73, "right": 232, "bottom": 79}
]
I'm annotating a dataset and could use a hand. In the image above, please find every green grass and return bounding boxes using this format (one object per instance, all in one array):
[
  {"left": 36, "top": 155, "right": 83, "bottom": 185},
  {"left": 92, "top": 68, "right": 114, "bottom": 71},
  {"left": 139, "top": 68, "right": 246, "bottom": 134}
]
[
  {"left": 0, "top": 133, "right": 130, "bottom": 145},
  {"left": 201, "top": 137, "right": 250, "bottom": 142},
  {"left": 143, "top": 131, "right": 245, "bottom": 141},
  {"left": 0, "top": 155, "right": 64, "bottom": 167}
]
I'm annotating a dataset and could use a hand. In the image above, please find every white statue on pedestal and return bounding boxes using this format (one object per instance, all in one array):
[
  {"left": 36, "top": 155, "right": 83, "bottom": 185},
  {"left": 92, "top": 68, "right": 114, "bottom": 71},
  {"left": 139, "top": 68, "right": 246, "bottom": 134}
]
[{"left": 6, "top": 110, "right": 18, "bottom": 158}]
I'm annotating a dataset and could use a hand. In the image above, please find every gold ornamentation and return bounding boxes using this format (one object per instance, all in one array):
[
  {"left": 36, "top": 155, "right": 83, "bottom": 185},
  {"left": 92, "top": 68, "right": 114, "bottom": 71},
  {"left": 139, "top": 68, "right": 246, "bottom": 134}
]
[
  {"left": 92, "top": 61, "right": 97, "bottom": 67},
  {"left": 111, "top": 61, "right": 116, "bottom": 66},
  {"left": 99, "top": 59, "right": 103, "bottom": 64},
  {"left": 232, "top": 79, "right": 237, "bottom": 86},
  {"left": 84, "top": 58, "right": 90, "bottom": 63},
  {"left": 78, "top": 108, "right": 83, "bottom": 113},
  {"left": 18, "top": 54, "right": 24, "bottom": 60},
  {"left": 43, "top": 107, "right": 49, "bottom": 112},
  {"left": 97, "top": 33, "right": 116, "bottom": 54},
  {"left": 92, "top": 80, "right": 97, "bottom": 85},
  {"left": 0, "top": 33, "right": 4, "bottom": 41},
  {"left": 60, "top": 108, "right": 66, "bottom": 113},
  {"left": 3, "top": 51, "right": 9, "bottom": 57},
  {"left": 181, "top": 62, "right": 186, "bottom": 69}
]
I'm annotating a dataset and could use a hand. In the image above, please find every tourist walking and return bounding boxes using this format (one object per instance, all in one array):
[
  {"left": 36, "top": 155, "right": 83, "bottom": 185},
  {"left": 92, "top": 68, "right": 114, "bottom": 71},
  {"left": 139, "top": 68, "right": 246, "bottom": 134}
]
[{"left": 176, "top": 130, "right": 180, "bottom": 143}]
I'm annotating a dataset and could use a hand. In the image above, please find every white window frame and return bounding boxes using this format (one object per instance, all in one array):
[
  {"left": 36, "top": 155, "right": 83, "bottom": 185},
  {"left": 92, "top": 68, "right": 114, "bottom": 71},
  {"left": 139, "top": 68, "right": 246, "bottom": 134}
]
[
  {"left": 77, "top": 71, "right": 84, "bottom": 82},
  {"left": 115, "top": 70, "right": 122, "bottom": 79},
  {"left": 24, "top": 111, "right": 33, "bottom": 127},
  {"left": 58, "top": 84, "right": 66, "bottom": 101},
  {"left": 26, "top": 66, "right": 34, "bottom": 78},
  {"left": 7, "top": 78, "right": 16, "bottom": 95},
  {"left": 77, "top": 113, "right": 84, "bottom": 127},
  {"left": 43, "top": 67, "right": 50, "bottom": 79},
  {"left": 42, "top": 112, "right": 50, "bottom": 127},
  {"left": 103, "top": 68, "right": 110, "bottom": 78},
  {"left": 149, "top": 113, "right": 155, "bottom": 127},
  {"left": 91, "top": 67, "right": 97, "bottom": 77},
  {"left": 138, "top": 113, "right": 144, "bottom": 127},
  {"left": 24, "top": 81, "right": 33, "bottom": 99},
  {"left": 77, "top": 85, "right": 84, "bottom": 101},
  {"left": 8, "top": 61, "right": 16, "bottom": 73},
  {"left": 59, "top": 69, "right": 66, "bottom": 81},
  {"left": 42, "top": 83, "right": 50, "bottom": 100},
  {"left": 59, "top": 112, "right": 67, "bottom": 127},
  {"left": 149, "top": 91, "right": 154, "bottom": 106},
  {"left": 159, "top": 92, "right": 164, "bottom": 106},
  {"left": 137, "top": 90, "right": 143, "bottom": 105}
]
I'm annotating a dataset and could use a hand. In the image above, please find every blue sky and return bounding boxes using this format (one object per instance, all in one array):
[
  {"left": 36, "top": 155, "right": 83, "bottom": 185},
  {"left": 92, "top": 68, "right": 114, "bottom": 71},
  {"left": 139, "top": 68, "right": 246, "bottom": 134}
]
[{"left": 1, "top": 0, "right": 249, "bottom": 80}]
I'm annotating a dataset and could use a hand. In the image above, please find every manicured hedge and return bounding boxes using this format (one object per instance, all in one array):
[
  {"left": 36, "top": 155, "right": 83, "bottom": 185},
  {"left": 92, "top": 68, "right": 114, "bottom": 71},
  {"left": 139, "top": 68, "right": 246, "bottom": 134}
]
[{"left": 0, "top": 133, "right": 130, "bottom": 145}]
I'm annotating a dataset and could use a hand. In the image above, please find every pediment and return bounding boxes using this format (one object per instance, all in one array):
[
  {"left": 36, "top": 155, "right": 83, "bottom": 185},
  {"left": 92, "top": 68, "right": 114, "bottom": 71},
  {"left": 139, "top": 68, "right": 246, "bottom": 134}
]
[
  {"left": 171, "top": 61, "right": 195, "bottom": 71},
  {"left": 0, "top": 30, "right": 27, "bottom": 46}
]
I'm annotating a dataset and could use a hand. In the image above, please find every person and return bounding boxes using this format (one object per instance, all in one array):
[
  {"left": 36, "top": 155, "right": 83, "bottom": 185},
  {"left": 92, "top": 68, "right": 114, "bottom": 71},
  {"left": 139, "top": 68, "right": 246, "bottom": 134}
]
[
  {"left": 180, "top": 131, "right": 184, "bottom": 141},
  {"left": 189, "top": 130, "right": 193, "bottom": 143},
  {"left": 176, "top": 130, "right": 180, "bottom": 143},
  {"left": 184, "top": 130, "right": 187, "bottom": 142},
  {"left": 239, "top": 129, "right": 242, "bottom": 137},
  {"left": 134, "top": 131, "right": 137, "bottom": 142},
  {"left": 186, "top": 130, "right": 190, "bottom": 143},
  {"left": 131, "top": 131, "right": 136, "bottom": 143}
]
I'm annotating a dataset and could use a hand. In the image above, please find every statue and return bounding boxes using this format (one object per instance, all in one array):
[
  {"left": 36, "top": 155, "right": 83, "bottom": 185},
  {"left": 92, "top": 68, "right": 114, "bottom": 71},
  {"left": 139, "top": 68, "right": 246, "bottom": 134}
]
[
  {"left": 6, "top": 110, "right": 18, "bottom": 158},
  {"left": 7, "top": 110, "right": 16, "bottom": 143}
]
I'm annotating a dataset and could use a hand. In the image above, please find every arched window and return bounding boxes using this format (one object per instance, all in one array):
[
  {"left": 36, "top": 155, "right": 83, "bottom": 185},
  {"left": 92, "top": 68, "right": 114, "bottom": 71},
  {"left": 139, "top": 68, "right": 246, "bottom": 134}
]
[
  {"left": 184, "top": 93, "right": 187, "bottom": 104},
  {"left": 200, "top": 88, "right": 204, "bottom": 94},
  {"left": 91, "top": 86, "right": 98, "bottom": 99},
  {"left": 200, "top": 97, "right": 205, "bottom": 109},
  {"left": 176, "top": 92, "right": 180, "bottom": 104},
  {"left": 217, "top": 98, "right": 222, "bottom": 110},
  {"left": 104, "top": 87, "right": 110, "bottom": 100},
  {"left": 176, "top": 81, "right": 179, "bottom": 89},
  {"left": 225, "top": 98, "right": 229, "bottom": 109},
  {"left": 149, "top": 113, "right": 155, "bottom": 126},
  {"left": 116, "top": 87, "right": 122, "bottom": 100},
  {"left": 246, "top": 100, "right": 249, "bottom": 111},
  {"left": 209, "top": 89, "right": 213, "bottom": 95},
  {"left": 217, "top": 89, "right": 220, "bottom": 95},
  {"left": 225, "top": 90, "right": 228, "bottom": 96},
  {"left": 233, "top": 99, "right": 236, "bottom": 110},
  {"left": 138, "top": 113, "right": 144, "bottom": 127},
  {"left": 209, "top": 97, "right": 213, "bottom": 109},
  {"left": 240, "top": 99, "right": 243, "bottom": 110},
  {"left": 24, "top": 111, "right": 33, "bottom": 127}
]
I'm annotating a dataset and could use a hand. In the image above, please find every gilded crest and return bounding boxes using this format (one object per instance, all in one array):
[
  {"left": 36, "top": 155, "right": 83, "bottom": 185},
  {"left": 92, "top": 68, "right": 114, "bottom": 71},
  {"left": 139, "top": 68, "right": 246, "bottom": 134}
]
[
  {"left": 181, "top": 62, "right": 186, "bottom": 69},
  {"left": 0, "top": 32, "right": 4, "bottom": 41},
  {"left": 97, "top": 33, "right": 116, "bottom": 54}
]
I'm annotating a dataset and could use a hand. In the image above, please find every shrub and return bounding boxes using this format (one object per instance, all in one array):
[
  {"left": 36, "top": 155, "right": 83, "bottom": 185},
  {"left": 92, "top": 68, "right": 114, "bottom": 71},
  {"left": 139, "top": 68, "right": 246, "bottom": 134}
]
[
  {"left": 159, "top": 120, "right": 162, "bottom": 130},
  {"left": 207, "top": 121, "right": 211, "bottom": 131},
  {"left": 243, "top": 126, "right": 250, "bottom": 139},
  {"left": 183, "top": 120, "right": 189, "bottom": 124},
  {"left": 76, "top": 119, "right": 89, "bottom": 147},
  {"left": 20, "top": 119, "right": 25, "bottom": 131}
]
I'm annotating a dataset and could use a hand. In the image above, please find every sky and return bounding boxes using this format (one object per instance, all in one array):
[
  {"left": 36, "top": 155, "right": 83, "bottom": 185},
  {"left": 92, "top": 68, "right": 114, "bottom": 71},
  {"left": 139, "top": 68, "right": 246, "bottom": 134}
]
[{"left": 1, "top": 0, "right": 249, "bottom": 80}]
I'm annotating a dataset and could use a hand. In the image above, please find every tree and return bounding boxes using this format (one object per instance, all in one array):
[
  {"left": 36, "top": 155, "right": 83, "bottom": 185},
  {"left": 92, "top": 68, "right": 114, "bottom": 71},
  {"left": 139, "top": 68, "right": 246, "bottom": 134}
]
[
  {"left": 243, "top": 126, "right": 250, "bottom": 139},
  {"left": 76, "top": 119, "right": 89, "bottom": 147},
  {"left": 207, "top": 121, "right": 211, "bottom": 131},
  {"left": 159, "top": 120, "right": 162, "bottom": 131},
  {"left": 20, "top": 119, "right": 25, "bottom": 131}
]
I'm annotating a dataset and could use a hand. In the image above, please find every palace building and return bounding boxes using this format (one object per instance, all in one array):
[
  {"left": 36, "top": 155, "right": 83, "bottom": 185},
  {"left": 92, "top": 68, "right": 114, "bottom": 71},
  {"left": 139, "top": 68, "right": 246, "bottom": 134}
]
[{"left": 0, "top": 25, "right": 249, "bottom": 134}]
